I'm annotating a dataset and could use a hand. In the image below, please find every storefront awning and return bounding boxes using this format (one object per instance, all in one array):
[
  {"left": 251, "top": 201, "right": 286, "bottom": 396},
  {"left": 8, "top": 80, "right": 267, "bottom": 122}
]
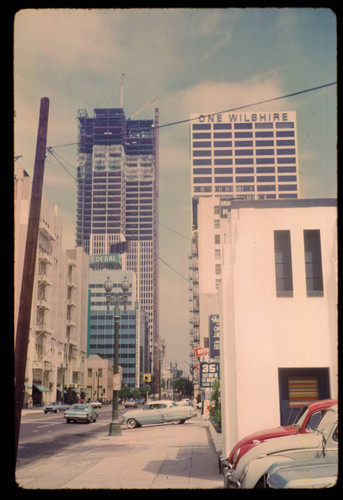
[
  {"left": 33, "top": 383, "right": 50, "bottom": 392},
  {"left": 57, "top": 387, "right": 67, "bottom": 394}
]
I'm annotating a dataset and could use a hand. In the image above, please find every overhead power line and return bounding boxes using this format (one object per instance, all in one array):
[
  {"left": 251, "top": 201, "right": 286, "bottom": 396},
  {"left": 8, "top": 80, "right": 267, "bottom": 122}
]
[
  {"left": 46, "top": 147, "right": 77, "bottom": 182},
  {"left": 158, "top": 255, "right": 189, "bottom": 283},
  {"left": 44, "top": 81, "right": 336, "bottom": 151},
  {"left": 151, "top": 81, "right": 337, "bottom": 131}
]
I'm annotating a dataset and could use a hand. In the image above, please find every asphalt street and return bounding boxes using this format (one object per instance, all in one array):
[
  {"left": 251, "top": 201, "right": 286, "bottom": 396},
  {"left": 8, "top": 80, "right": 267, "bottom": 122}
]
[{"left": 15, "top": 408, "right": 223, "bottom": 490}]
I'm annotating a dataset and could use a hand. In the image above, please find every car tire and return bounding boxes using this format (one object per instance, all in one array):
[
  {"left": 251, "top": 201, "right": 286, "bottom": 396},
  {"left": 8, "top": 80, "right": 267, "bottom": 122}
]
[
  {"left": 127, "top": 418, "right": 138, "bottom": 429},
  {"left": 66, "top": 419, "right": 71, "bottom": 423},
  {"left": 172, "top": 419, "right": 181, "bottom": 424}
]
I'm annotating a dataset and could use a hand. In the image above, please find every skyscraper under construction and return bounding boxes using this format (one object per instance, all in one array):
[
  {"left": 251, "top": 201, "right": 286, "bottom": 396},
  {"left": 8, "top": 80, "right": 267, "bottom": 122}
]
[{"left": 76, "top": 106, "right": 159, "bottom": 386}]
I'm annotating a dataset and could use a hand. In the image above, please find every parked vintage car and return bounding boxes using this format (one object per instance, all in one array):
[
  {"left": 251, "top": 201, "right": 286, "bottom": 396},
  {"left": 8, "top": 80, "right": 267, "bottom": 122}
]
[
  {"left": 89, "top": 400, "right": 102, "bottom": 409},
  {"left": 64, "top": 403, "right": 98, "bottom": 423},
  {"left": 124, "top": 399, "right": 138, "bottom": 408},
  {"left": 221, "top": 398, "right": 337, "bottom": 476},
  {"left": 43, "top": 402, "right": 70, "bottom": 413},
  {"left": 265, "top": 456, "right": 338, "bottom": 489},
  {"left": 225, "top": 404, "right": 337, "bottom": 489},
  {"left": 122, "top": 400, "right": 196, "bottom": 429}
]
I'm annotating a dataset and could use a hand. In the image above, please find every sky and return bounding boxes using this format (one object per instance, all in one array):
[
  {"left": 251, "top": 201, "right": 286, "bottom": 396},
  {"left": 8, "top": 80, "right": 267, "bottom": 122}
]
[{"left": 14, "top": 8, "right": 337, "bottom": 373}]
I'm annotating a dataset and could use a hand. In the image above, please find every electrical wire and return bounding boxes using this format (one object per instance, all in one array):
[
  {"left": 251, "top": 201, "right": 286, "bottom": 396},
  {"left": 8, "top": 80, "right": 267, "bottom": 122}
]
[
  {"left": 158, "top": 255, "right": 189, "bottom": 283},
  {"left": 46, "top": 148, "right": 77, "bottom": 182},
  {"left": 44, "top": 81, "right": 337, "bottom": 148},
  {"left": 151, "top": 81, "right": 337, "bottom": 131},
  {"left": 42, "top": 81, "right": 336, "bottom": 289}
]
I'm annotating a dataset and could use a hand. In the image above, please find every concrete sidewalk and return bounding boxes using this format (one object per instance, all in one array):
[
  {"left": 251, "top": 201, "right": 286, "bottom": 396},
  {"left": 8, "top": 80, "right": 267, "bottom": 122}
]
[{"left": 15, "top": 417, "right": 223, "bottom": 490}]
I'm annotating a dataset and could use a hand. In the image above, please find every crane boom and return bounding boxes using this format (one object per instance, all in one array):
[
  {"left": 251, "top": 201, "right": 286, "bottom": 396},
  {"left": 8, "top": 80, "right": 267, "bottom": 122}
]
[
  {"left": 128, "top": 96, "right": 159, "bottom": 120},
  {"left": 120, "top": 73, "right": 125, "bottom": 108}
]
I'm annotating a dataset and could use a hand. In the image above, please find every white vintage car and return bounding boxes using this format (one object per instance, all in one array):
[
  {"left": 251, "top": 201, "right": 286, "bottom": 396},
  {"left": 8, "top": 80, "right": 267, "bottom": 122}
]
[
  {"left": 265, "top": 456, "right": 338, "bottom": 489},
  {"left": 122, "top": 400, "right": 196, "bottom": 429},
  {"left": 226, "top": 404, "right": 338, "bottom": 489}
]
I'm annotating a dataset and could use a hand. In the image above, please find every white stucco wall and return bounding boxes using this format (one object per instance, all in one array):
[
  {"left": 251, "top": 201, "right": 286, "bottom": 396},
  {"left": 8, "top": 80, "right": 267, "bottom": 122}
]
[{"left": 220, "top": 201, "right": 337, "bottom": 458}]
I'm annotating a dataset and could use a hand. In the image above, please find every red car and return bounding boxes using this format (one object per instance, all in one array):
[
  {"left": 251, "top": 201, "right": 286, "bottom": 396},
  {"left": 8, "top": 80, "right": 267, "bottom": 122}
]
[{"left": 222, "top": 399, "right": 337, "bottom": 477}]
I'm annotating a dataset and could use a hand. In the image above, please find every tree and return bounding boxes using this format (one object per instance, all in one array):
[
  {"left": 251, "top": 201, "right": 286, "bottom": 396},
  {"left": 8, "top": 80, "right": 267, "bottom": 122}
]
[
  {"left": 173, "top": 378, "right": 194, "bottom": 399},
  {"left": 209, "top": 378, "right": 221, "bottom": 430}
]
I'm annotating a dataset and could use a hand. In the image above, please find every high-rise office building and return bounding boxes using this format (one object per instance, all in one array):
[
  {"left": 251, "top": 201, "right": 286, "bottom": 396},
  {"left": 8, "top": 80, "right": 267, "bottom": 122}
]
[
  {"left": 76, "top": 107, "right": 159, "bottom": 386},
  {"left": 189, "top": 111, "right": 300, "bottom": 374},
  {"left": 190, "top": 111, "right": 299, "bottom": 200}
]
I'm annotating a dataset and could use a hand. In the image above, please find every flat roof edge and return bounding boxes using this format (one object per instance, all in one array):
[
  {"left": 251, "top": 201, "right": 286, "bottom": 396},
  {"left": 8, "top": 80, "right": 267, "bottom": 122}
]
[{"left": 230, "top": 198, "right": 337, "bottom": 209}]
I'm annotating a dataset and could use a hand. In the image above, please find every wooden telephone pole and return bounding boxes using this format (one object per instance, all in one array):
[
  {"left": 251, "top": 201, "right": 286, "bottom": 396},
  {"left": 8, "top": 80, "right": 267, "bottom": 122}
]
[{"left": 14, "top": 97, "right": 49, "bottom": 463}]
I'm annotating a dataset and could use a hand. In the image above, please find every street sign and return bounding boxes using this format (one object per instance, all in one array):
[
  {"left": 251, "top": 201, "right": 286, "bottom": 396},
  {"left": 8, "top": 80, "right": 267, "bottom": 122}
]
[
  {"left": 199, "top": 362, "right": 220, "bottom": 389},
  {"left": 209, "top": 314, "right": 220, "bottom": 358},
  {"left": 113, "top": 373, "right": 122, "bottom": 390},
  {"left": 193, "top": 346, "right": 209, "bottom": 358}
]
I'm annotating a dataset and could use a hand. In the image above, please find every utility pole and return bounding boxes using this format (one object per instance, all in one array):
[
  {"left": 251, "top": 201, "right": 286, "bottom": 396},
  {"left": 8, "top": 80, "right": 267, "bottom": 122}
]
[{"left": 14, "top": 97, "right": 50, "bottom": 463}]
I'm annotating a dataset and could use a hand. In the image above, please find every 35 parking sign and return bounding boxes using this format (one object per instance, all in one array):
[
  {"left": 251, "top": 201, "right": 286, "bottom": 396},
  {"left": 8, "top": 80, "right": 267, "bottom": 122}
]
[{"left": 199, "top": 362, "right": 220, "bottom": 389}]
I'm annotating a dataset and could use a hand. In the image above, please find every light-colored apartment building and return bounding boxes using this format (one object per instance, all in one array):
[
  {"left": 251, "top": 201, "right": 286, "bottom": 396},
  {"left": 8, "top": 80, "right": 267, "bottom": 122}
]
[{"left": 15, "top": 168, "right": 88, "bottom": 406}]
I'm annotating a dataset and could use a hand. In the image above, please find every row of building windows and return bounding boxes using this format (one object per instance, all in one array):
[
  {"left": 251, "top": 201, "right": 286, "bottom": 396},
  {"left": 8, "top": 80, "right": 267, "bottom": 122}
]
[
  {"left": 90, "top": 324, "right": 136, "bottom": 330},
  {"left": 193, "top": 167, "right": 296, "bottom": 178},
  {"left": 193, "top": 149, "right": 296, "bottom": 156},
  {"left": 193, "top": 140, "right": 295, "bottom": 147},
  {"left": 193, "top": 160, "right": 297, "bottom": 169},
  {"left": 192, "top": 122, "right": 294, "bottom": 130},
  {"left": 193, "top": 186, "right": 298, "bottom": 198},
  {"left": 193, "top": 131, "right": 295, "bottom": 139},
  {"left": 88, "top": 347, "right": 136, "bottom": 358},
  {"left": 89, "top": 334, "right": 136, "bottom": 339},
  {"left": 193, "top": 179, "right": 297, "bottom": 190}
]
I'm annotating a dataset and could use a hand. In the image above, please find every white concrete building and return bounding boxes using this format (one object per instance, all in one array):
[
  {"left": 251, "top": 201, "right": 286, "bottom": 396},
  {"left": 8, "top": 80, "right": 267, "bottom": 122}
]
[
  {"left": 15, "top": 168, "right": 89, "bottom": 406},
  {"left": 85, "top": 354, "right": 113, "bottom": 402},
  {"left": 62, "top": 248, "right": 89, "bottom": 402},
  {"left": 219, "top": 198, "right": 337, "bottom": 458}
]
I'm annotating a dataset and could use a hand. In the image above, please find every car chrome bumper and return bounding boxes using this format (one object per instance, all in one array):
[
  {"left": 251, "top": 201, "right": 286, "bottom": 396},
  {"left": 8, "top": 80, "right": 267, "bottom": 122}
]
[{"left": 223, "top": 467, "right": 241, "bottom": 489}]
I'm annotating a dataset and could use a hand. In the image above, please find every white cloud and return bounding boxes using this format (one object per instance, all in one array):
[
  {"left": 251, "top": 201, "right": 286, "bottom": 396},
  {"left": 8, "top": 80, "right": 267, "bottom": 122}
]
[
  {"left": 203, "top": 31, "right": 232, "bottom": 59},
  {"left": 299, "top": 150, "right": 317, "bottom": 162},
  {"left": 15, "top": 9, "right": 123, "bottom": 72},
  {"left": 160, "top": 71, "right": 287, "bottom": 124}
]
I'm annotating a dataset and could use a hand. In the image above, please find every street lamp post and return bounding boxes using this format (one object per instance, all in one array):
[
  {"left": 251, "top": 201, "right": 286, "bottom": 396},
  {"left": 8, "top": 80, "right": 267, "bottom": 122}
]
[{"left": 104, "top": 275, "right": 129, "bottom": 436}]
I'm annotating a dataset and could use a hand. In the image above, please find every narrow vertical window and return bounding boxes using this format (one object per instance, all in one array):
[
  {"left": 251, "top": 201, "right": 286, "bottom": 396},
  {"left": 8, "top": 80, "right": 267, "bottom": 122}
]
[
  {"left": 274, "top": 230, "right": 293, "bottom": 297},
  {"left": 303, "top": 230, "right": 324, "bottom": 296}
]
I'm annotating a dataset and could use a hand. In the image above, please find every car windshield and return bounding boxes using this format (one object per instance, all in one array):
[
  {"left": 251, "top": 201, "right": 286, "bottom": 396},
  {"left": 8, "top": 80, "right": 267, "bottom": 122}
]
[
  {"left": 291, "top": 406, "right": 309, "bottom": 428},
  {"left": 315, "top": 409, "right": 337, "bottom": 441},
  {"left": 72, "top": 405, "right": 87, "bottom": 410},
  {"left": 144, "top": 404, "right": 157, "bottom": 410}
]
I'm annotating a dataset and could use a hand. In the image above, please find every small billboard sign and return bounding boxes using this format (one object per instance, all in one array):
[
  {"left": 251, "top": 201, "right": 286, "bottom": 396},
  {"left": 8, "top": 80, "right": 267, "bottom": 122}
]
[
  {"left": 199, "top": 362, "right": 220, "bottom": 389},
  {"left": 193, "top": 346, "right": 209, "bottom": 358}
]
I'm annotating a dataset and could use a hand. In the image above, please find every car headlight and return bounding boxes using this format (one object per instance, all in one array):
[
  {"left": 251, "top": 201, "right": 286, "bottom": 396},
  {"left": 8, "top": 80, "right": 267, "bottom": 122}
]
[{"left": 233, "top": 448, "right": 240, "bottom": 464}]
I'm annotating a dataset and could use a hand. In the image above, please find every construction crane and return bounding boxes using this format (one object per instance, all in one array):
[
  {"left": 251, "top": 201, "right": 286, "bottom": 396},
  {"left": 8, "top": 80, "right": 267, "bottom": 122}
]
[
  {"left": 120, "top": 73, "right": 125, "bottom": 108},
  {"left": 119, "top": 73, "right": 158, "bottom": 119},
  {"left": 128, "top": 96, "right": 159, "bottom": 120}
]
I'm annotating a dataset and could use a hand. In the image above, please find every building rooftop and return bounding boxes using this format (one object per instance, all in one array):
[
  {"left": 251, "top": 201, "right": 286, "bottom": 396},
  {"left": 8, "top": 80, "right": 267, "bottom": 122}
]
[{"left": 230, "top": 198, "right": 337, "bottom": 210}]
